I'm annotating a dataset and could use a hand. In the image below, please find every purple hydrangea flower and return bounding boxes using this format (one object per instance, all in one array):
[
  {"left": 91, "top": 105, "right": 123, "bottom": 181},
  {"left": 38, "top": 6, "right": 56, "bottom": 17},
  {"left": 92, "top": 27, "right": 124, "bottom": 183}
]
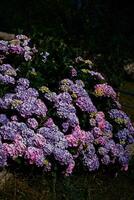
[
  {"left": 83, "top": 154, "right": 99, "bottom": 171},
  {"left": 98, "top": 147, "right": 109, "bottom": 156},
  {"left": 0, "top": 114, "right": 9, "bottom": 125},
  {"left": 101, "top": 154, "right": 110, "bottom": 165},
  {"left": 44, "top": 91, "right": 79, "bottom": 128},
  {"left": 0, "top": 74, "right": 15, "bottom": 84},
  {"left": 0, "top": 64, "right": 16, "bottom": 76},
  {"left": 109, "top": 109, "right": 130, "bottom": 125},
  {"left": 27, "top": 118, "right": 38, "bottom": 129},
  {"left": 17, "top": 78, "right": 30, "bottom": 89},
  {"left": 70, "top": 67, "right": 77, "bottom": 77},
  {"left": 60, "top": 79, "right": 97, "bottom": 113},
  {"left": 89, "top": 70, "right": 105, "bottom": 80}
]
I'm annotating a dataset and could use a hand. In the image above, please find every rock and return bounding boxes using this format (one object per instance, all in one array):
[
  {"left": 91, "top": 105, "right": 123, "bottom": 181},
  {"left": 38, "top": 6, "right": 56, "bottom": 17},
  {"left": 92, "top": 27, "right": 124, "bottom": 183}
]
[{"left": 0, "top": 32, "right": 15, "bottom": 41}]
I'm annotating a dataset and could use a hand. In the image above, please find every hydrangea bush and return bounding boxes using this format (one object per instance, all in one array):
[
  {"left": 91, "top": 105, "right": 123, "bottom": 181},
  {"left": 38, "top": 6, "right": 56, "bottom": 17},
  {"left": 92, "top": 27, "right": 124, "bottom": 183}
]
[{"left": 0, "top": 35, "right": 134, "bottom": 176}]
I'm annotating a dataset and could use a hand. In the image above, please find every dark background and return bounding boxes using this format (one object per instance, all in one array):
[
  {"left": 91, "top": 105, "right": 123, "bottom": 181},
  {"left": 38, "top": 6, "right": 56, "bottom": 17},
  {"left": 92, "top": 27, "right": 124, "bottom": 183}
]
[{"left": 0, "top": 0, "right": 134, "bottom": 86}]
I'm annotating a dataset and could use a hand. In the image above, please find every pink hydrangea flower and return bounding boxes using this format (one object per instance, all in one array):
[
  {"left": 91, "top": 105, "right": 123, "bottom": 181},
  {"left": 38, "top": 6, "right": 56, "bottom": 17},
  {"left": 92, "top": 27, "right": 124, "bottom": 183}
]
[{"left": 94, "top": 83, "right": 116, "bottom": 100}]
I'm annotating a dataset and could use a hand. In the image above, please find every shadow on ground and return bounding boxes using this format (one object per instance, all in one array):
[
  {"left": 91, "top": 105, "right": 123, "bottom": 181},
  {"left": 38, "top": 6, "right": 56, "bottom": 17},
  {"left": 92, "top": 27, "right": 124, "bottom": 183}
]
[{"left": 0, "top": 162, "right": 134, "bottom": 200}]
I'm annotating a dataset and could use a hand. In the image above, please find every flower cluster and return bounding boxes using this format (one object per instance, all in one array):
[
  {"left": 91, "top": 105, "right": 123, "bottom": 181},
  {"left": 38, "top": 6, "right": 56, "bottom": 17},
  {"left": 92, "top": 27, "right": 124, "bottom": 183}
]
[
  {"left": 117, "top": 128, "right": 134, "bottom": 145},
  {"left": 0, "top": 34, "right": 37, "bottom": 62},
  {"left": 0, "top": 64, "right": 16, "bottom": 85},
  {"left": 109, "top": 109, "right": 130, "bottom": 125},
  {"left": 94, "top": 83, "right": 117, "bottom": 100},
  {"left": 0, "top": 35, "right": 134, "bottom": 176},
  {"left": 40, "top": 51, "right": 50, "bottom": 63},
  {"left": 0, "top": 78, "right": 48, "bottom": 118},
  {"left": 88, "top": 70, "right": 105, "bottom": 80},
  {"left": 70, "top": 66, "right": 77, "bottom": 77},
  {"left": 0, "top": 116, "right": 75, "bottom": 174},
  {"left": 81, "top": 68, "right": 105, "bottom": 80},
  {"left": 60, "top": 79, "right": 97, "bottom": 113},
  {"left": 44, "top": 91, "right": 79, "bottom": 130},
  {"left": 109, "top": 109, "right": 134, "bottom": 145}
]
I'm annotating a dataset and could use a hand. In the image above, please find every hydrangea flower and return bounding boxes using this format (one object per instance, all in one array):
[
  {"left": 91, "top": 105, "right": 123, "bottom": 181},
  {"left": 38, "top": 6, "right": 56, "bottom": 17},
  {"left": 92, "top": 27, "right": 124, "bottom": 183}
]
[
  {"left": 0, "top": 34, "right": 37, "bottom": 61},
  {"left": 25, "top": 147, "right": 45, "bottom": 166},
  {"left": 0, "top": 114, "right": 9, "bottom": 125},
  {"left": 0, "top": 34, "right": 134, "bottom": 175},
  {"left": 94, "top": 83, "right": 117, "bottom": 100},
  {"left": 109, "top": 109, "right": 130, "bottom": 125},
  {"left": 27, "top": 118, "right": 38, "bottom": 129},
  {"left": 60, "top": 79, "right": 97, "bottom": 113}
]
